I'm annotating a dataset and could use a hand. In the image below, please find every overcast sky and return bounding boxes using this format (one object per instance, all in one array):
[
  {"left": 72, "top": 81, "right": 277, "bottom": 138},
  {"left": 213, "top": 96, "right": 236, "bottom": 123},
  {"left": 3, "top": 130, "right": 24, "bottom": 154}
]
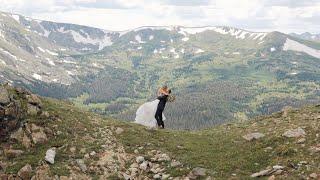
[{"left": 0, "top": 0, "right": 319, "bottom": 33}]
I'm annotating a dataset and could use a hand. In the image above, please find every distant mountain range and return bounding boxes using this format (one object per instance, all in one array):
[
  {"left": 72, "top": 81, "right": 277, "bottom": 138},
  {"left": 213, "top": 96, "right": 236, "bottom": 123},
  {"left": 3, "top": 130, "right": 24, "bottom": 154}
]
[
  {"left": 1, "top": 11, "right": 320, "bottom": 129},
  {"left": 290, "top": 32, "right": 320, "bottom": 42}
]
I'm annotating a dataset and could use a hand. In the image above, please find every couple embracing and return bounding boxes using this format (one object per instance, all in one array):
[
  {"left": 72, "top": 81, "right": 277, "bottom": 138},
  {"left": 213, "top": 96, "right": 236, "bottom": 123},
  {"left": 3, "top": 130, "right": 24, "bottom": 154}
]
[{"left": 135, "top": 86, "right": 173, "bottom": 129}]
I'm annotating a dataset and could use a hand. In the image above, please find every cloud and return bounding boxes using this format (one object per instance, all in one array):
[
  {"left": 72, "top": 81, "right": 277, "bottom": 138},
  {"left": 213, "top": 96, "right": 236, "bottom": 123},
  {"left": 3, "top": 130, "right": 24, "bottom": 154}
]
[{"left": 0, "top": 0, "right": 319, "bottom": 33}]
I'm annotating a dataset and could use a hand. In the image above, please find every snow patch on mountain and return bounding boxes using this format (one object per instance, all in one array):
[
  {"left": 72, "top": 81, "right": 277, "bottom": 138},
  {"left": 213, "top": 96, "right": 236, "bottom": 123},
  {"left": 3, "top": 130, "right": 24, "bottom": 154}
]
[
  {"left": 58, "top": 28, "right": 112, "bottom": 50},
  {"left": 0, "top": 31, "right": 5, "bottom": 39},
  {"left": 46, "top": 49, "right": 58, "bottom": 56},
  {"left": 63, "top": 60, "right": 77, "bottom": 64},
  {"left": 32, "top": 73, "right": 42, "bottom": 80},
  {"left": 0, "top": 48, "right": 25, "bottom": 62},
  {"left": 289, "top": 72, "right": 298, "bottom": 75},
  {"left": 179, "top": 26, "right": 267, "bottom": 41},
  {"left": 182, "top": 37, "right": 189, "bottom": 41},
  {"left": 153, "top": 49, "right": 158, "bottom": 54},
  {"left": 66, "top": 71, "right": 74, "bottom": 75},
  {"left": 283, "top": 38, "right": 320, "bottom": 59},
  {"left": 195, "top": 49, "right": 205, "bottom": 54},
  {"left": 37, "top": 47, "right": 46, "bottom": 53},
  {"left": 170, "top": 48, "right": 180, "bottom": 59},
  {"left": 45, "top": 58, "right": 55, "bottom": 66},
  {"left": 135, "top": 35, "right": 145, "bottom": 43},
  {"left": 0, "top": 59, "right": 6, "bottom": 65}
]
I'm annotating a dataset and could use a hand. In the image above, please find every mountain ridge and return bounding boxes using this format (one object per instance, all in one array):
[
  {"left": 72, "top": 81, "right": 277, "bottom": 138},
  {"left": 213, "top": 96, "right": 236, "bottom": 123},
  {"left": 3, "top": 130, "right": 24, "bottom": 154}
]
[{"left": 1, "top": 10, "right": 320, "bottom": 129}]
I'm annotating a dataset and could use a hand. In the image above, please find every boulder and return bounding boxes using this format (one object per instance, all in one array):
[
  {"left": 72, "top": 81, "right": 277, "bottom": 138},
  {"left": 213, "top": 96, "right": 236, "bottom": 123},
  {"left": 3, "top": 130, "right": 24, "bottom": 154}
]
[
  {"left": 18, "top": 164, "right": 32, "bottom": 180},
  {"left": 136, "top": 156, "right": 145, "bottom": 164},
  {"left": 268, "top": 175, "right": 275, "bottom": 180},
  {"left": 27, "top": 104, "right": 40, "bottom": 115},
  {"left": 45, "top": 148, "right": 56, "bottom": 164},
  {"left": 0, "top": 87, "right": 10, "bottom": 105},
  {"left": 0, "top": 161, "right": 7, "bottom": 171},
  {"left": 171, "top": 161, "right": 182, "bottom": 168},
  {"left": 115, "top": 127, "right": 124, "bottom": 135},
  {"left": 297, "top": 138, "right": 306, "bottom": 144},
  {"left": 31, "top": 165, "right": 51, "bottom": 180},
  {"left": 10, "top": 127, "right": 24, "bottom": 141},
  {"left": 0, "top": 85, "right": 29, "bottom": 141},
  {"left": 310, "top": 173, "right": 318, "bottom": 179},
  {"left": 70, "top": 147, "right": 76, "bottom": 154},
  {"left": 188, "top": 167, "right": 206, "bottom": 179},
  {"left": 28, "top": 124, "right": 48, "bottom": 144},
  {"left": 191, "top": 167, "right": 206, "bottom": 177},
  {"left": 242, "top": 132, "right": 265, "bottom": 141},
  {"left": 251, "top": 166, "right": 284, "bottom": 178},
  {"left": 122, "top": 173, "right": 131, "bottom": 180},
  {"left": 26, "top": 94, "right": 42, "bottom": 107},
  {"left": 153, "top": 174, "right": 161, "bottom": 179},
  {"left": 308, "top": 144, "right": 320, "bottom": 154},
  {"left": 282, "top": 127, "right": 306, "bottom": 138},
  {"left": 10, "top": 128, "right": 32, "bottom": 148},
  {"left": 139, "top": 161, "right": 151, "bottom": 171},
  {"left": 76, "top": 159, "right": 87, "bottom": 172},
  {"left": 250, "top": 168, "right": 272, "bottom": 178}
]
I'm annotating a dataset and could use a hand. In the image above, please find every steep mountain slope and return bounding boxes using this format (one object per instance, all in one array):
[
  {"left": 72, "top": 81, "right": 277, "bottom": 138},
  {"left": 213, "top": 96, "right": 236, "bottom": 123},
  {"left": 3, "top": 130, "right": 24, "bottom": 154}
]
[
  {"left": 1, "top": 84, "right": 320, "bottom": 179},
  {"left": 0, "top": 11, "right": 320, "bottom": 129}
]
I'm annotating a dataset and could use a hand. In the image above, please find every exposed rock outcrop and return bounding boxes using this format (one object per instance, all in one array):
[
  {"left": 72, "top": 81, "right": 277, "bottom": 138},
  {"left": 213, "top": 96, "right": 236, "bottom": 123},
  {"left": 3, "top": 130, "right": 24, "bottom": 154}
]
[{"left": 0, "top": 84, "right": 42, "bottom": 141}]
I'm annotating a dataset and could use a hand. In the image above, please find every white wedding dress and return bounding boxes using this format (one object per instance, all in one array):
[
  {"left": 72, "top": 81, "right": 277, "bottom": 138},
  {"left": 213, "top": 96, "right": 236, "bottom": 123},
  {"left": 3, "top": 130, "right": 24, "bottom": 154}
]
[{"left": 134, "top": 99, "right": 166, "bottom": 127}]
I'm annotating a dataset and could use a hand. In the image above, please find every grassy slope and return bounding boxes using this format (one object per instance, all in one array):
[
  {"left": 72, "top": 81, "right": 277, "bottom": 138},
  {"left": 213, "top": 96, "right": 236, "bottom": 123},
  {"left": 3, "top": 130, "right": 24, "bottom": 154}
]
[
  {"left": 4, "top": 96, "right": 320, "bottom": 179},
  {"left": 114, "top": 105, "right": 320, "bottom": 178}
]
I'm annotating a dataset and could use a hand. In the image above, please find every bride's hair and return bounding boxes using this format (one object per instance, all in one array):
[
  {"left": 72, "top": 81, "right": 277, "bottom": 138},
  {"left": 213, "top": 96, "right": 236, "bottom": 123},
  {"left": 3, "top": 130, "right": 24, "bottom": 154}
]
[
  {"left": 168, "top": 89, "right": 172, "bottom": 94},
  {"left": 162, "top": 85, "right": 168, "bottom": 90}
]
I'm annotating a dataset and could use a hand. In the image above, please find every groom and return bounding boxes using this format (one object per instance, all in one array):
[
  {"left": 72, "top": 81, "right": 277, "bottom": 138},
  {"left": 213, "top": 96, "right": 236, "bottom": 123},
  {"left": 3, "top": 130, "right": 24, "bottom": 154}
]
[{"left": 155, "top": 86, "right": 171, "bottom": 129}]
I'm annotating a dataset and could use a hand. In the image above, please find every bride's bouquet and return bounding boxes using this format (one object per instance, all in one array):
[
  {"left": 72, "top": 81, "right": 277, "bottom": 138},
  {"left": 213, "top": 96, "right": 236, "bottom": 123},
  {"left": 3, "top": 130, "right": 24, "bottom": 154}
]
[{"left": 167, "top": 95, "right": 176, "bottom": 102}]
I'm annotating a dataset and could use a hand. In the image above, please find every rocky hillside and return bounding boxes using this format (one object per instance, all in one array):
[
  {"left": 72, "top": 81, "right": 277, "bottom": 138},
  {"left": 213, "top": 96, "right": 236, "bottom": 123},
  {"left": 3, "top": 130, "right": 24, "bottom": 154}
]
[
  {"left": 0, "top": 84, "right": 207, "bottom": 179},
  {"left": 1, "top": 84, "right": 320, "bottom": 179}
]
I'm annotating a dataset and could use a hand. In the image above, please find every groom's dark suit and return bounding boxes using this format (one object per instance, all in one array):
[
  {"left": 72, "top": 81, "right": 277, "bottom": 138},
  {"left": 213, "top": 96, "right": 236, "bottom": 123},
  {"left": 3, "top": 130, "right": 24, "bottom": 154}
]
[{"left": 155, "top": 95, "right": 168, "bottom": 128}]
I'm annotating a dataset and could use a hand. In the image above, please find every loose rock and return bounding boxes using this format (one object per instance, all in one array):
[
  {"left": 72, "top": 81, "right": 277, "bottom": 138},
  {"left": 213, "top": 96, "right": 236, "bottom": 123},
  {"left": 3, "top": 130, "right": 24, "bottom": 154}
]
[
  {"left": 310, "top": 173, "right": 318, "bottom": 179},
  {"left": 282, "top": 127, "right": 306, "bottom": 138},
  {"left": 45, "top": 148, "right": 56, "bottom": 164},
  {"left": 242, "top": 132, "right": 265, "bottom": 141},
  {"left": 115, "top": 127, "right": 124, "bottom": 135},
  {"left": 18, "top": 164, "right": 32, "bottom": 180},
  {"left": 171, "top": 161, "right": 182, "bottom": 168},
  {"left": 76, "top": 159, "right": 87, "bottom": 172},
  {"left": 250, "top": 168, "right": 272, "bottom": 178},
  {"left": 136, "top": 156, "right": 145, "bottom": 164},
  {"left": 188, "top": 167, "right": 207, "bottom": 179}
]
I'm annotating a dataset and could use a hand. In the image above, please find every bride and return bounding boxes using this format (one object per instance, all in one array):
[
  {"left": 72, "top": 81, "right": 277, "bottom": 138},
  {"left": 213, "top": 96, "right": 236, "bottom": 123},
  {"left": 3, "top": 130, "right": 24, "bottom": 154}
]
[{"left": 135, "top": 86, "right": 174, "bottom": 128}]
